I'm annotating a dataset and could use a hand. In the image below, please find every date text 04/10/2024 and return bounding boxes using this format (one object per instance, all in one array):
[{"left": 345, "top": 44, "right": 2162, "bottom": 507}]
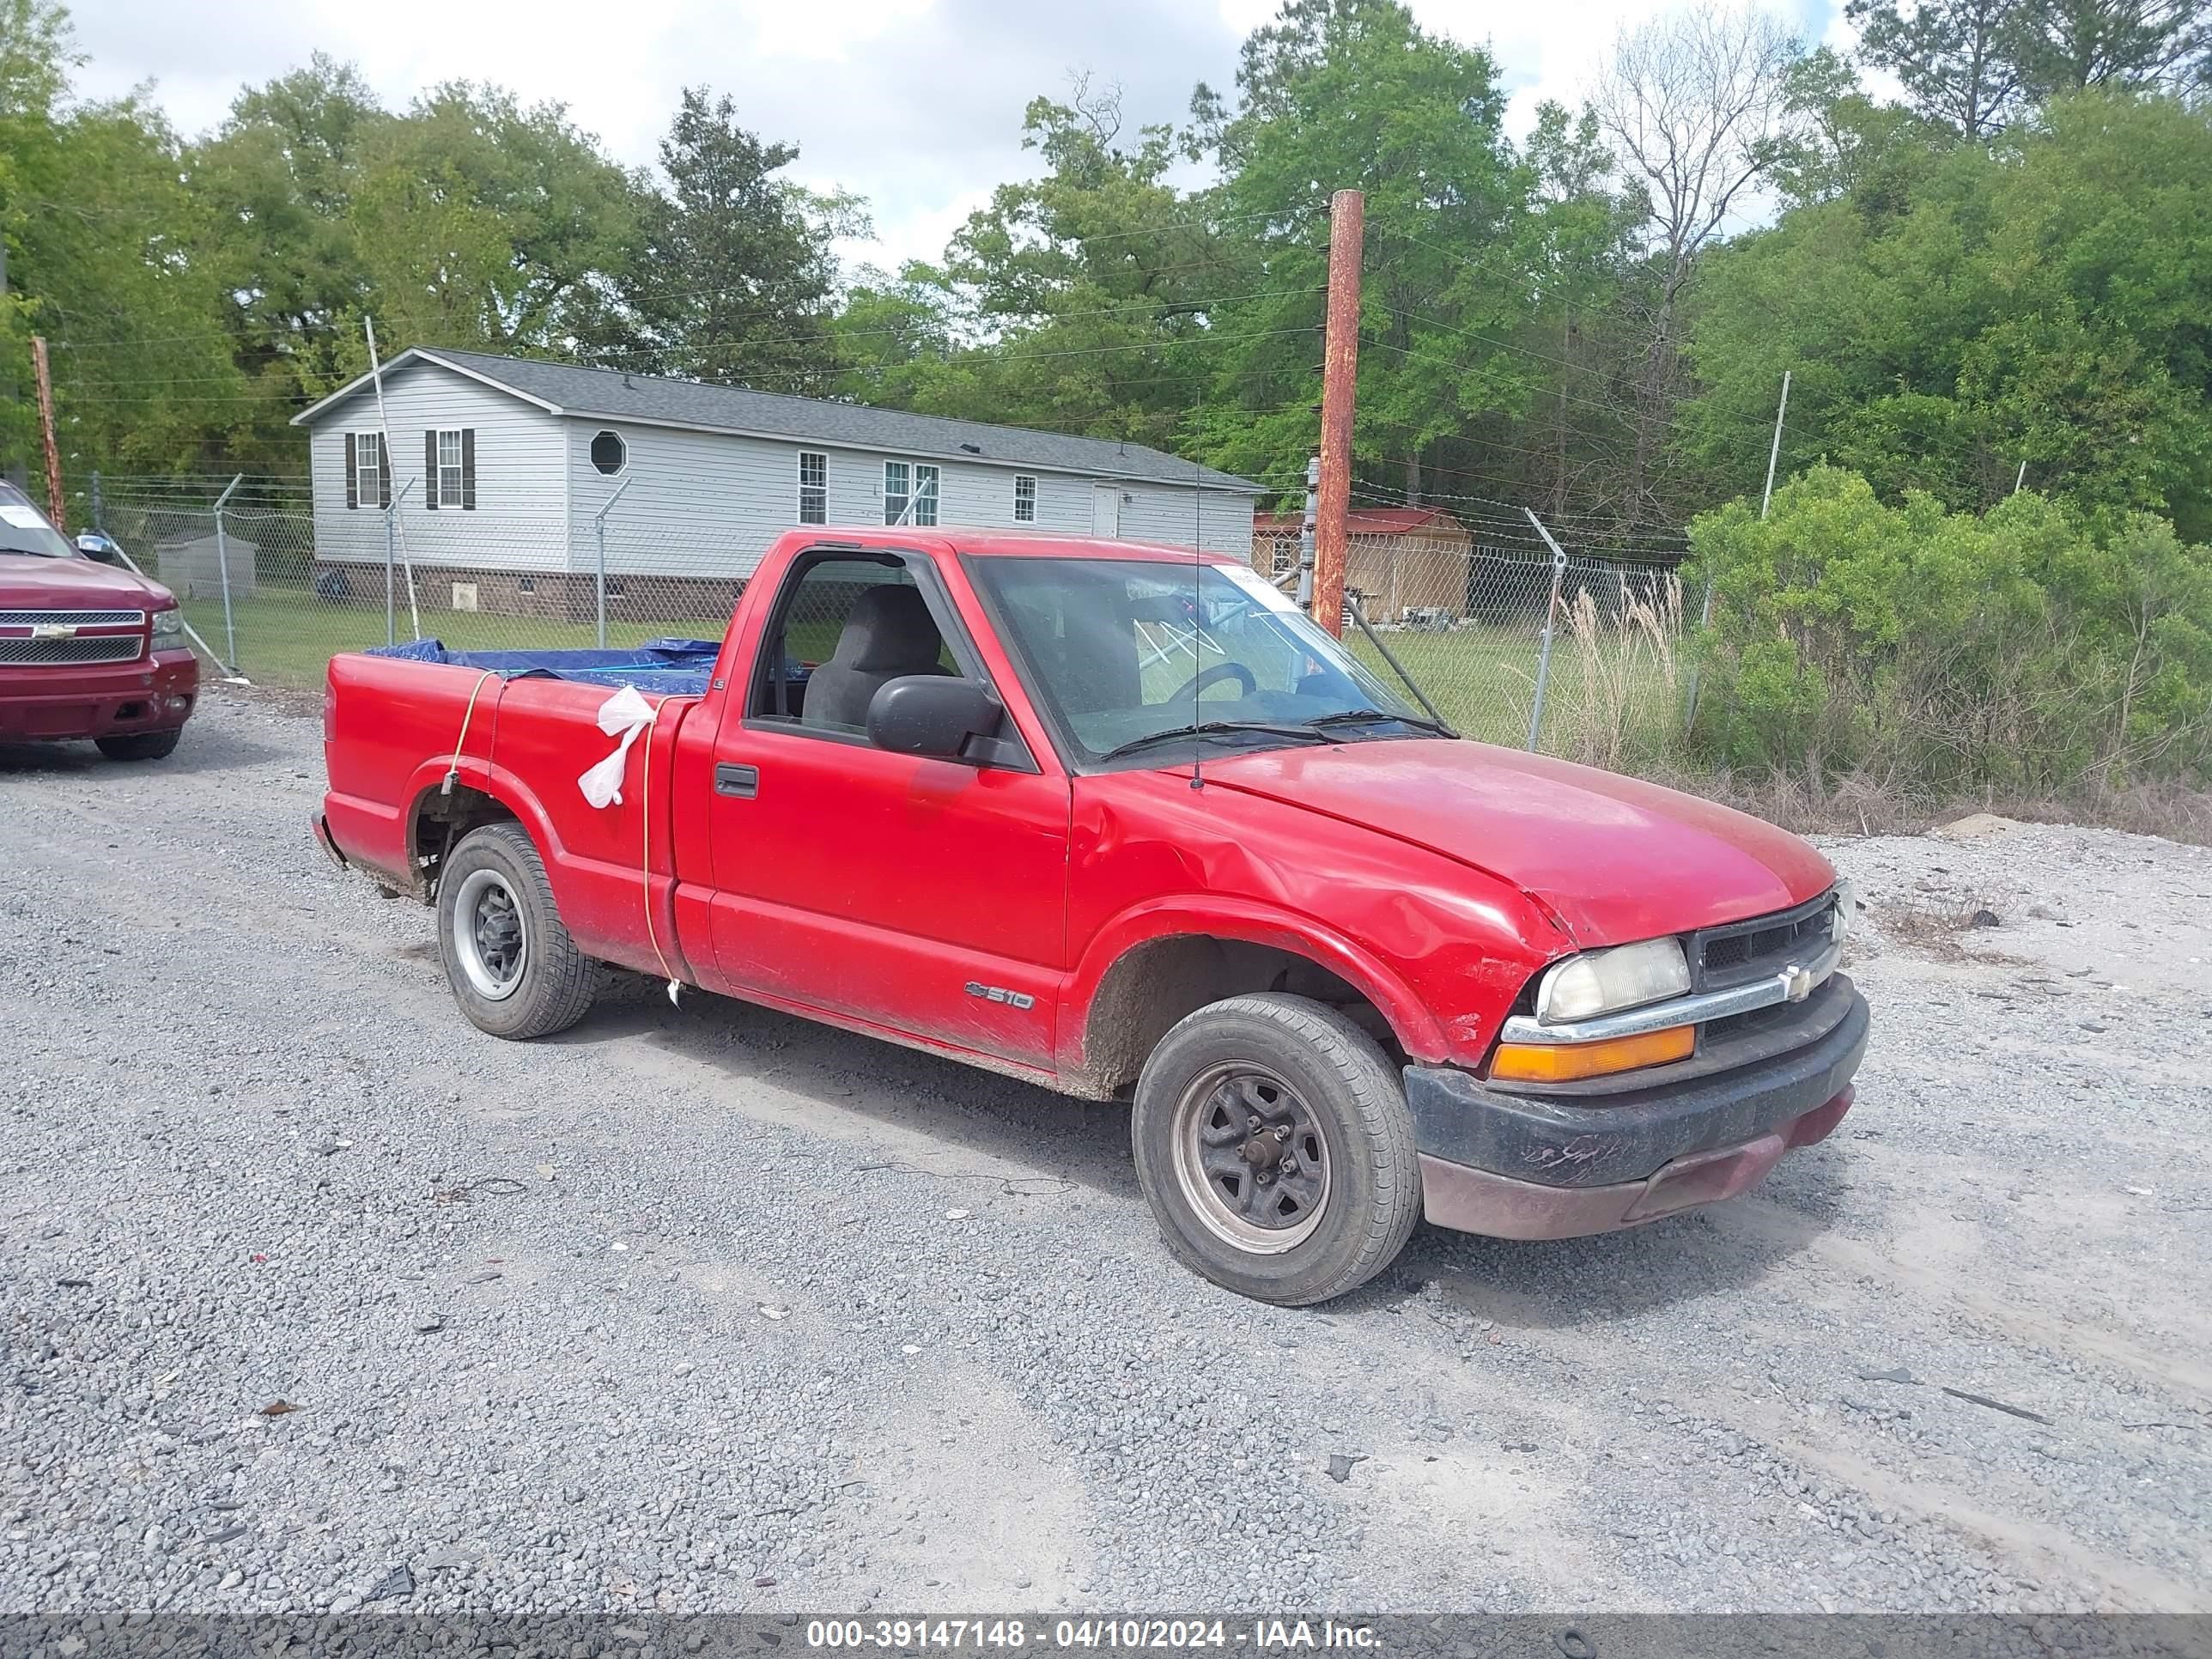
[{"left": 803, "top": 1621, "right": 1382, "bottom": 1651}]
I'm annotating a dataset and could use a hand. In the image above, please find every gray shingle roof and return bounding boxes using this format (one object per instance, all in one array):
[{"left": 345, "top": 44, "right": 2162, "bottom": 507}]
[{"left": 307, "top": 346, "right": 1257, "bottom": 491}]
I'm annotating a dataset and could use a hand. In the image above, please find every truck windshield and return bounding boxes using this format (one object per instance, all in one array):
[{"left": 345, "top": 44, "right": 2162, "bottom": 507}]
[
  {"left": 975, "top": 556, "right": 1437, "bottom": 763},
  {"left": 0, "top": 483, "right": 77, "bottom": 558}
]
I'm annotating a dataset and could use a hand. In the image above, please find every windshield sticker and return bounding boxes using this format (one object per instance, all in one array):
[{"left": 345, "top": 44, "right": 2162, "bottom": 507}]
[{"left": 0, "top": 504, "right": 52, "bottom": 529}]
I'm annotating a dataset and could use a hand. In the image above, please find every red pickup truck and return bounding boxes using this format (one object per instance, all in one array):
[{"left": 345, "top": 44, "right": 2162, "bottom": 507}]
[
  {"left": 0, "top": 481, "right": 198, "bottom": 758},
  {"left": 319, "top": 528, "right": 1867, "bottom": 1304}
]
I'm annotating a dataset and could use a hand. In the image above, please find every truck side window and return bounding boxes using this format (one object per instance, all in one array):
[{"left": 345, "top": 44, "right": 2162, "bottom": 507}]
[{"left": 750, "top": 555, "right": 962, "bottom": 733}]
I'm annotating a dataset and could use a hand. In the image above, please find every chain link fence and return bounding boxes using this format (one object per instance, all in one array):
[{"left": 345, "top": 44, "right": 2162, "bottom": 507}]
[
  {"left": 66, "top": 474, "right": 1689, "bottom": 765},
  {"left": 70, "top": 471, "right": 765, "bottom": 691},
  {"left": 1256, "top": 532, "right": 1690, "bottom": 763}
]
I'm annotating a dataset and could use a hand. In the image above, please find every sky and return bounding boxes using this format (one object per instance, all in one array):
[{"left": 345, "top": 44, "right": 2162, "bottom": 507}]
[{"left": 70, "top": 0, "right": 1844, "bottom": 272}]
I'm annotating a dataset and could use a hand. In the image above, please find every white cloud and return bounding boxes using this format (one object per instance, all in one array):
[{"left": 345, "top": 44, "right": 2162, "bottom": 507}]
[{"left": 73, "top": 0, "right": 1841, "bottom": 272}]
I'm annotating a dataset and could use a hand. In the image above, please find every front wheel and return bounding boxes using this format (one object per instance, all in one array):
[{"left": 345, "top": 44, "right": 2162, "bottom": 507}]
[
  {"left": 435, "top": 823, "right": 599, "bottom": 1040},
  {"left": 96, "top": 728, "right": 182, "bottom": 762},
  {"left": 1131, "top": 993, "right": 1420, "bottom": 1306}
]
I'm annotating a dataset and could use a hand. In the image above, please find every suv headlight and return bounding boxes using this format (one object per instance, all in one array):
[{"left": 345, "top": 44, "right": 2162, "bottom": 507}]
[
  {"left": 150, "top": 608, "right": 184, "bottom": 646},
  {"left": 1534, "top": 937, "right": 1692, "bottom": 1025}
]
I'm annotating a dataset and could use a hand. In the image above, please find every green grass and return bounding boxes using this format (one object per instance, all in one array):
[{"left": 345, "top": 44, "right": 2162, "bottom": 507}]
[
  {"left": 177, "top": 592, "right": 732, "bottom": 688},
  {"left": 187, "top": 592, "right": 1681, "bottom": 768},
  {"left": 1347, "top": 626, "right": 1546, "bottom": 747},
  {"left": 1349, "top": 623, "right": 1684, "bottom": 759}
]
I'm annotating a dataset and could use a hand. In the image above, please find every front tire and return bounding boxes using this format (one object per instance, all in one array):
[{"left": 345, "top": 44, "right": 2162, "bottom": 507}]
[
  {"left": 1132, "top": 993, "right": 1420, "bottom": 1306},
  {"left": 436, "top": 823, "right": 599, "bottom": 1040},
  {"left": 96, "top": 728, "right": 182, "bottom": 762}
]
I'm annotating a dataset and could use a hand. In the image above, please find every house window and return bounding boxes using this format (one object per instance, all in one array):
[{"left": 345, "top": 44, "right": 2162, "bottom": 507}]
[
  {"left": 798, "top": 452, "right": 828, "bottom": 524},
  {"left": 426, "top": 428, "right": 475, "bottom": 509},
  {"left": 590, "top": 430, "right": 627, "bottom": 476},
  {"left": 1013, "top": 474, "right": 1037, "bottom": 523},
  {"left": 884, "top": 460, "right": 939, "bottom": 527},
  {"left": 348, "top": 433, "right": 389, "bottom": 510},
  {"left": 437, "top": 430, "right": 465, "bottom": 504}
]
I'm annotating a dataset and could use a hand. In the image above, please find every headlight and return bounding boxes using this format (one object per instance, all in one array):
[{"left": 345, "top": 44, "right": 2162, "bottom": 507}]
[
  {"left": 151, "top": 608, "right": 184, "bottom": 645},
  {"left": 1534, "top": 937, "right": 1692, "bottom": 1025}
]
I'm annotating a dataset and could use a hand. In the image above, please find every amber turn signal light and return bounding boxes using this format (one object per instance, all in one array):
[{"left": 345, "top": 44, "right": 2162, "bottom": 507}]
[{"left": 1491, "top": 1024, "right": 1695, "bottom": 1083}]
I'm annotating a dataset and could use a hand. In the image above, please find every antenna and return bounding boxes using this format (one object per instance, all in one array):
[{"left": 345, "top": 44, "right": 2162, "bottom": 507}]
[
  {"left": 1190, "top": 464, "right": 1205, "bottom": 791},
  {"left": 364, "top": 315, "right": 422, "bottom": 641}
]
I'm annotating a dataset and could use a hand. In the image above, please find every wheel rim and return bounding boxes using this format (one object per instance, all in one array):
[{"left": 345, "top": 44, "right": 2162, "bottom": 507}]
[
  {"left": 451, "top": 868, "right": 527, "bottom": 1002},
  {"left": 1170, "top": 1062, "right": 1333, "bottom": 1254}
]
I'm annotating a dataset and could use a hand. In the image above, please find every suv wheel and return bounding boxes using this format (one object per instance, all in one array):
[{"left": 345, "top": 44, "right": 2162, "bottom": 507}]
[
  {"left": 1132, "top": 993, "right": 1420, "bottom": 1305},
  {"left": 436, "top": 823, "right": 599, "bottom": 1039},
  {"left": 95, "top": 728, "right": 182, "bottom": 762}
]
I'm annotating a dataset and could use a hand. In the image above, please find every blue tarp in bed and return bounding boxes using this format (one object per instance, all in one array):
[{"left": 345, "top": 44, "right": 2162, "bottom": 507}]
[{"left": 363, "top": 637, "right": 729, "bottom": 696}]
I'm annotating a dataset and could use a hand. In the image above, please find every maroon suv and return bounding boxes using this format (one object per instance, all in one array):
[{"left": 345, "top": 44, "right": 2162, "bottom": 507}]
[{"left": 0, "top": 482, "right": 197, "bottom": 760}]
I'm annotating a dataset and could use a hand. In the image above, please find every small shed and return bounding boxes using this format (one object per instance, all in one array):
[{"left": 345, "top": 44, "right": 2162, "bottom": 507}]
[
  {"left": 155, "top": 532, "right": 259, "bottom": 602},
  {"left": 1250, "top": 506, "right": 1475, "bottom": 621}
]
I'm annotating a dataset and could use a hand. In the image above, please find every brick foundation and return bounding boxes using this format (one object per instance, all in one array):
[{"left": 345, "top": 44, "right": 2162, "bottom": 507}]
[{"left": 313, "top": 562, "right": 744, "bottom": 629}]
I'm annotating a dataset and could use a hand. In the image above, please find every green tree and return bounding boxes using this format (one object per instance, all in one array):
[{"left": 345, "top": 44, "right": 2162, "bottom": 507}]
[
  {"left": 0, "top": 0, "right": 240, "bottom": 478},
  {"left": 626, "top": 87, "right": 859, "bottom": 393},
  {"left": 1843, "top": 0, "right": 2030, "bottom": 136},
  {"left": 885, "top": 80, "right": 1231, "bottom": 449},
  {"left": 184, "top": 55, "right": 389, "bottom": 461},
  {"left": 1194, "top": 0, "right": 1537, "bottom": 502},
  {"left": 349, "top": 82, "right": 648, "bottom": 356},
  {"left": 1684, "top": 90, "right": 2212, "bottom": 537},
  {"left": 2006, "top": 0, "right": 2211, "bottom": 97},
  {"left": 1686, "top": 464, "right": 2212, "bottom": 789}
]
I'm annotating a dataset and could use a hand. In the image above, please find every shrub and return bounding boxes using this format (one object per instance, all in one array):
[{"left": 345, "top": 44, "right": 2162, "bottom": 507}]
[{"left": 1683, "top": 465, "right": 2212, "bottom": 794}]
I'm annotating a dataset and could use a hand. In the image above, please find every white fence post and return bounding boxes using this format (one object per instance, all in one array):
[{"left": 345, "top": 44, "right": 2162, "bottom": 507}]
[
  {"left": 593, "top": 477, "right": 635, "bottom": 649},
  {"left": 212, "top": 472, "right": 243, "bottom": 672},
  {"left": 1522, "top": 508, "right": 1570, "bottom": 751}
]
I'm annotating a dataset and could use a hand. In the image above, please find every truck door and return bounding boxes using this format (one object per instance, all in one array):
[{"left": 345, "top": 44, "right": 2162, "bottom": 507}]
[{"left": 702, "top": 547, "right": 1069, "bottom": 1070}]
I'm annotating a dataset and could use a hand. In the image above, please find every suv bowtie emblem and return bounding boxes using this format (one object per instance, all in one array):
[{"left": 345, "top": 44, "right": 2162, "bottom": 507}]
[{"left": 30, "top": 623, "right": 77, "bottom": 641}]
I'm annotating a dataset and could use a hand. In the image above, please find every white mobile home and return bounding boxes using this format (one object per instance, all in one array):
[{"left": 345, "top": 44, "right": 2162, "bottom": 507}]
[{"left": 292, "top": 348, "right": 1261, "bottom": 622}]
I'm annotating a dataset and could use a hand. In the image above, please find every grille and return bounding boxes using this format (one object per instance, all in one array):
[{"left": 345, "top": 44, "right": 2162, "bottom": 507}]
[
  {"left": 0, "top": 634, "right": 144, "bottom": 665},
  {"left": 1691, "top": 890, "right": 1838, "bottom": 992},
  {"left": 0, "top": 609, "right": 145, "bottom": 628}
]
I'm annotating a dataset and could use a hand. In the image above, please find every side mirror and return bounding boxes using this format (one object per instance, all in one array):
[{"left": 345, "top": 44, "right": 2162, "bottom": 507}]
[
  {"left": 76, "top": 532, "right": 122, "bottom": 565},
  {"left": 866, "top": 675, "right": 1007, "bottom": 763}
]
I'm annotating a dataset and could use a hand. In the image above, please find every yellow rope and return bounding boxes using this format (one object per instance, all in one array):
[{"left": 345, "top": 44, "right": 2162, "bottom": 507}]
[
  {"left": 639, "top": 708, "right": 680, "bottom": 1000},
  {"left": 443, "top": 670, "right": 500, "bottom": 794}
]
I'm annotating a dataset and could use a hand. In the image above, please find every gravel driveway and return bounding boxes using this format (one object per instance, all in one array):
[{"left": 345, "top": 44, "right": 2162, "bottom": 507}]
[{"left": 3, "top": 691, "right": 2207, "bottom": 1616}]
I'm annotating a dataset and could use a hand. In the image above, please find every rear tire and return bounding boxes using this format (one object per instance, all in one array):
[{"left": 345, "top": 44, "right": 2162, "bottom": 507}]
[
  {"left": 1131, "top": 992, "right": 1420, "bottom": 1306},
  {"left": 95, "top": 728, "right": 182, "bottom": 762},
  {"left": 436, "top": 822, "right": 599, "bottom": 1040}
]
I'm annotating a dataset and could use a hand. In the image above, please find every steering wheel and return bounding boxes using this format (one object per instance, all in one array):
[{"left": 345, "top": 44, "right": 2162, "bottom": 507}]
[{"left": 1167, "top": 662, "right": 1257, "bottom": 704}]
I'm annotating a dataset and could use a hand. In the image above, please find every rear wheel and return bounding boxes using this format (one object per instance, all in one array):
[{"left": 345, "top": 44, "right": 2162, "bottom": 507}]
[
  {"left": 436, "top": 823, "right": 599, "bottom": 1039},
  {"left": 95, "top": 728, "right": 181, "bottom": 762},
  {"left": 1132, "top": 993, "right": 1419, "bottom": 1306}
]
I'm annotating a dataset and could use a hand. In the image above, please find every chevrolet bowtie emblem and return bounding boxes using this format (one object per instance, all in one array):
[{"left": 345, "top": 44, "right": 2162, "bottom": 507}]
[
  {"left": 1781, "top": 963, "right": 1815, "bottom": 1001},
  {"left": 29, "top": 623, "right": 78, "bottom": 641}
]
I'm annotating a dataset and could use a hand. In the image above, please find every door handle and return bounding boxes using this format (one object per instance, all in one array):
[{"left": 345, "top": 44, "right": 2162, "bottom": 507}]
[{"left": 714, "top": 763, "right": 759, "bottom": 799}]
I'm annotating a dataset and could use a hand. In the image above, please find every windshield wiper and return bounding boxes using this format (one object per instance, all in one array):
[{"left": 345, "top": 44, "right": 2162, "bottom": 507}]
[
  {"left": 1096, "top": 720, "right": 1343, "bottom": 763},
  {"left": 1301, "top": 708, "right": 1458, "bottom": 738}
]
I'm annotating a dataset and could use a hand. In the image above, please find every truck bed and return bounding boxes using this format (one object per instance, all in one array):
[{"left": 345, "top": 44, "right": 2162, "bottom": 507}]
[
  {"left": 362, "top": 636, "right": 725, "bottom": 696},
  {"left": 323, "top": 647, "right": 706, "bottom": 982}
]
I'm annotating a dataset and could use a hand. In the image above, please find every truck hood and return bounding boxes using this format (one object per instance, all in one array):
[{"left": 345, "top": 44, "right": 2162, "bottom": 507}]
[
  {"left": 1201, "top": 738, "right": 1836, "bottom": 946},
  {"left": 0, "top": 553, "right": 173, "bottom": 611}
]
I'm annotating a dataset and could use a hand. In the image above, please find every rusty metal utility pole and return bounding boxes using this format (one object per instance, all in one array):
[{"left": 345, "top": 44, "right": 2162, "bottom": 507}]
[
  {"left": 1312, "top": 189, "right": 1364, "bottom": 637},
  {"left": 29, "top": 337, "right": 65, "bottom": 532}
]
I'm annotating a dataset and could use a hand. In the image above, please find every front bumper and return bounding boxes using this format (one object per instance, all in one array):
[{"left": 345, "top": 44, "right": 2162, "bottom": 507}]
[
  {"left": 1409, "top": 975, "right": 1869, "bottom": 1239},
  {"left": 0, "top": 649, "right": 198, "bottom": 743}
]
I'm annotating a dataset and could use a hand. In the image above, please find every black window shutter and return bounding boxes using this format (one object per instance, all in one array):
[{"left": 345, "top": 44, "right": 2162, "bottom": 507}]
[
  {"left": 378, "top": 436, "right": 392, "bottom": 508},
  {"left": 460, "top": 428, "right": 477, "bottom": 509},
  {"left": 424, "top": 431, "right": 440, "bottom": 510},
  {"left": 344, "top": 434, "right": 358, "bottom": 509}
]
